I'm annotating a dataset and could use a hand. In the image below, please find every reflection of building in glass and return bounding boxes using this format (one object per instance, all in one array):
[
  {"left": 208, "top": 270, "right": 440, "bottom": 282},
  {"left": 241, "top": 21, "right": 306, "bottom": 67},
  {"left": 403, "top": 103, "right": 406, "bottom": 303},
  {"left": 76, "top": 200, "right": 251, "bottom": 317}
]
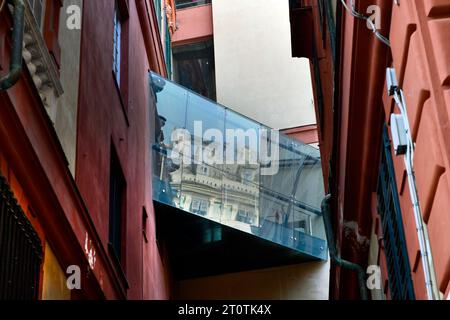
[{"left": 151, "top": 72, "right": 327, "bottom": 259}]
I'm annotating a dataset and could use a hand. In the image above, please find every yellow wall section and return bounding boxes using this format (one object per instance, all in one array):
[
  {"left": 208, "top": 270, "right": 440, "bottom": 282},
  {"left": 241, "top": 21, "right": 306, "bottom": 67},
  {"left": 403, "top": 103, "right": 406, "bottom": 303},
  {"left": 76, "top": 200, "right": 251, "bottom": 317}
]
[
  {"left": 175, "top": 261, "right": 330, "bottom": 300},
  {"left": 42, "top": 243, "right": 71, "bottom": 300}
]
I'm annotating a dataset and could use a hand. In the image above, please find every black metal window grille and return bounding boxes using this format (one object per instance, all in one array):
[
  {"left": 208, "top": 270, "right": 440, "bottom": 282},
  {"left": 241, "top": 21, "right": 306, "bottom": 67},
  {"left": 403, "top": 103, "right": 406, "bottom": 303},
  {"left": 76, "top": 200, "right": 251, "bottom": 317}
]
[
  {"left": 377, "top": 125, "right": 415, "bottom": 300},
  {"left": 0, "top": 174, "right": 43, "bottom": 300}
]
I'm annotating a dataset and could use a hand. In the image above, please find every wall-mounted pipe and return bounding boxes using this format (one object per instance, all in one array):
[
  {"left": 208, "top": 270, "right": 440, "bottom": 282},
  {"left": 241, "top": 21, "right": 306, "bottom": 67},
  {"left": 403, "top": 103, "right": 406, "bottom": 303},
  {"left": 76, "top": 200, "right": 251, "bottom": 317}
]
[
  {"left": 321, "top": 194, "right": 368, "bottom": 300},
  {"left": 0, "top": 0, "right": 25, "bottom": 91}
]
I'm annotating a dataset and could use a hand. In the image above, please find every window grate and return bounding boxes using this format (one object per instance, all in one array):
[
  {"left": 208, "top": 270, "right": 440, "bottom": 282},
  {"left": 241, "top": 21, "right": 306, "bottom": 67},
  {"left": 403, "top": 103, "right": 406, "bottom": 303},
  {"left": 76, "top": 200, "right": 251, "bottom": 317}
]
[
  {"left": 0, "top": 174, "right": 43, "bottom": 300},
  {"left": 377, "top": 125, "right": 415, "bottom": 300}
]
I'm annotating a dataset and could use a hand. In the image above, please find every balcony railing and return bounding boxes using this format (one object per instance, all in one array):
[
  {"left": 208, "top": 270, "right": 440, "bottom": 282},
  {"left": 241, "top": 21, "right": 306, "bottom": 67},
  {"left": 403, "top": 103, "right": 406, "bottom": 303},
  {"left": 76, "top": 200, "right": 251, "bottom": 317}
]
[
  {"left": 150, "top": 72, "right": 327, "bottom": 260},
  {"left": 175, "top": 0, "right": 211, "bottom": 10}
]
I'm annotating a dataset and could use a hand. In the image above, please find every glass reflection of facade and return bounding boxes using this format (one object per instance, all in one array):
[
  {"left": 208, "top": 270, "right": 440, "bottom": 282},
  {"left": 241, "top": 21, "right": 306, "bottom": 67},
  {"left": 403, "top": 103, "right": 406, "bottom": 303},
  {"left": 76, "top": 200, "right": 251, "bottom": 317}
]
[{"left": 150, "top": 72, "right": 327, "bottom": 260}]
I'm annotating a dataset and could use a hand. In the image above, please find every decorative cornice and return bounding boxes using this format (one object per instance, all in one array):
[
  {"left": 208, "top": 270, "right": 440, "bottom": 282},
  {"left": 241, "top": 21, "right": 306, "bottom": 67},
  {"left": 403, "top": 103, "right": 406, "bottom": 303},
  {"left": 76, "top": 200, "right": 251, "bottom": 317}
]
[{"left": 19, "top": 1, "right": 63, "bottom": 102}]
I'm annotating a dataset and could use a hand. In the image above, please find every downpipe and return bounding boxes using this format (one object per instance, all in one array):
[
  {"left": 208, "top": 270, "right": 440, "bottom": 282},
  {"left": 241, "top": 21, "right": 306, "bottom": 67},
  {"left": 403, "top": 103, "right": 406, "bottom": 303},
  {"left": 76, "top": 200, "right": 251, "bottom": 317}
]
[
  {"left": 321, "top": 194, "right": 368, "bottom": 300},
  {"left": 0, "top": 0, "right": 25, "bottom": 90}
]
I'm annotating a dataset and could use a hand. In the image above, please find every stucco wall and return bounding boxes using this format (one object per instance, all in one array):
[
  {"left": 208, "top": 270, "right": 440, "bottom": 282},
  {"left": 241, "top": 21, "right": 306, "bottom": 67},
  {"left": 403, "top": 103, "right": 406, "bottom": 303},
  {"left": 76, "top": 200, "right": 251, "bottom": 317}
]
[
  {"left": 212, "top": 0, "right": 316, "bottom": 130},
  {"left": 172, "top": 4, "right": 213, "bottom": 46},
  {"left": 381, "top": 0, "right": 450, "bottom": 300},
  {"left": 54, "top": 0, "right": 83, "bottom": 176},
  {"left": 42, "top": 243, "right": 71, "bottom": 300},
  {"left": 176, "top": 261, "right": 330, "bottom": 300},
  {"left": 76, "top": 0, "right": 170, "bottom": 299}
]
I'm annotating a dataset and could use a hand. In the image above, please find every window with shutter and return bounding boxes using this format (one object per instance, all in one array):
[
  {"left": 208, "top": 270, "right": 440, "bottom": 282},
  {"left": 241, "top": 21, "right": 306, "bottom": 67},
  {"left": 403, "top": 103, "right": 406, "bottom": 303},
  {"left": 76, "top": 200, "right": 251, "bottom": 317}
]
[{"left": 377, "top": 125, "right": 415, "bottom": 300}]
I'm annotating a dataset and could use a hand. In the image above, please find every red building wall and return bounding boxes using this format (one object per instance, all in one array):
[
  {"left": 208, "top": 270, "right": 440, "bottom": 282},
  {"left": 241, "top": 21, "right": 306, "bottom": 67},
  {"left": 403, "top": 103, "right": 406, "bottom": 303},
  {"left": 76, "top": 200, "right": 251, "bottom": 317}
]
[
  {"left": 1, "top": 0, "right": 171, "bottom": 300},
  {"left": 379, "top": 0, "right": 450, "bottom": 299},
  {"left": 306, "top": 0, "right": 450, "bottom": 299},
  {"left": 76, "top": 0, "right": 170, "bottom": 299}
]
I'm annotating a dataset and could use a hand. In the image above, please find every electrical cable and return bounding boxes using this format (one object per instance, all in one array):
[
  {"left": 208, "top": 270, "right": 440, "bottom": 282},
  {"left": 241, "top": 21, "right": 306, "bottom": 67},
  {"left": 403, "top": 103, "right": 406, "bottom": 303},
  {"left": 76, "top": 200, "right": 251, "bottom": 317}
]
[{"left": 340, "top": 0, "right": 391, "bottom": 47}]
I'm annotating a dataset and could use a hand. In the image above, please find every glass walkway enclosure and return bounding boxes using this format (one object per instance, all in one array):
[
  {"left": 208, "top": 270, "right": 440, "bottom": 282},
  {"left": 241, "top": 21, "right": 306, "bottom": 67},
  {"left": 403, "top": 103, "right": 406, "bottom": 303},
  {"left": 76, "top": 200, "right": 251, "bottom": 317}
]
[{"left": 150, "top": 72, "right": 327, "bottom": 279}]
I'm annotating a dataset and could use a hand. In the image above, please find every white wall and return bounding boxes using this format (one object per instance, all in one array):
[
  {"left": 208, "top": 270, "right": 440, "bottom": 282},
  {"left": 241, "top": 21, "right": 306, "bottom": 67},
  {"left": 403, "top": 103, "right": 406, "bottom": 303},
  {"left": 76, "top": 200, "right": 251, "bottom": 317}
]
[
  {"left": 212, "top": 0, "right": 316, "bottom": 130},
  {"left": 55, "top": 0, "right": 83, "bottom": 176}
]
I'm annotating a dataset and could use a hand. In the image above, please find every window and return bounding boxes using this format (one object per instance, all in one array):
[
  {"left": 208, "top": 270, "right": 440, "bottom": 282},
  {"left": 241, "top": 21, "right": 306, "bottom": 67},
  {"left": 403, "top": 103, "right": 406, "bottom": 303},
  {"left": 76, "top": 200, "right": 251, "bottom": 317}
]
[
  {"left": 113, "top": 3, "right": 122, "bottom": 85},
  {"left": 108, "top": 145, "right": 126, "bottom": 265},
  {"left": 142, "top": 207, "right": 149, "bottom": 244},
  {"left": 0, "top": 174, "right": 43, "bottom": 300},
  {"left": 112, "top": 0, "right": 130, "bottom": 112},
  {"left": 236, "top": 208, "right": 255, "bottom": 224},
  {"left": 173, "top": 40, "right": 216, "bottom": 101},
  {"left": 377, "top": 125, "right": 415, "bottom": 300},
  {"left": 190, "top": 198, "right": 208, "bottom": 216}
]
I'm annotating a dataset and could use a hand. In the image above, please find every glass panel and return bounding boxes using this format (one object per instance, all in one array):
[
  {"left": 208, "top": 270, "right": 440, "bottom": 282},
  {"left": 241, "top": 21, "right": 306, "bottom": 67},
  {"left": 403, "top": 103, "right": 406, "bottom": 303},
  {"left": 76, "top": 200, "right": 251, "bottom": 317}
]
[
  {"left": 152, "top": 146, "right": 182, "bottom": 208},
  {"left": 150, "top": 72, "right": 327, "bottom": 260},
  {"left": 224, "top": 109, "right": 261, "bottom": 185},
  {"left": 260, "top": 132, "right": 309, "bottom": 194},
  {"left": 178, "top": 161, "right": 223, "bottom": 224},
  {"left": 151, "top": 73, "right": 188, "bottom": 147},
  {"left": 222, "top": 172, "right": 259, "bottom": 233},
  {"left": 293, "top": 151, "right": 325, "bottom": 209},
  {"left": 186, "top": 92, "right": 225, "bottom": 170},
  {"left": 257, "top": 190, "right": 294, "bottom": 248}
]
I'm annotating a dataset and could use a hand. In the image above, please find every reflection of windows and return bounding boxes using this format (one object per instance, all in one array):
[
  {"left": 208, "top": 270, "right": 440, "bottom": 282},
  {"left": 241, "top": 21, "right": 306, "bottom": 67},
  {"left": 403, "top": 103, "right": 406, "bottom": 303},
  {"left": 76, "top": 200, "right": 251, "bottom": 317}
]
[
  {"left": 242, "top": 169, "right": 254, "bottom": 184},
  {"left": 191, "top": 199, "right": 200, "bottom": 211},
  {"left": 236, "top": 209, "right": 255, "bottom": 224},
  {"left": 191, "top": 198, "right": 208, "bottom": 216},
  {"left": 202, "top": 225, "right": 222, "bottom": 244}
]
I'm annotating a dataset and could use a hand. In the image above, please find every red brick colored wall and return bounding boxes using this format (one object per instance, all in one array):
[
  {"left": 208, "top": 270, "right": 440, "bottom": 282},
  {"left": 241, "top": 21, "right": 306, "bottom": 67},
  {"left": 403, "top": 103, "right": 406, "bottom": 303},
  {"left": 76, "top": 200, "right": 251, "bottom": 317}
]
[
  {"left": 76, "top": 0, "right": 170, "bottom": 299},
  {"left": 382, "top": 0, "right": 450, "bottom": 299}
]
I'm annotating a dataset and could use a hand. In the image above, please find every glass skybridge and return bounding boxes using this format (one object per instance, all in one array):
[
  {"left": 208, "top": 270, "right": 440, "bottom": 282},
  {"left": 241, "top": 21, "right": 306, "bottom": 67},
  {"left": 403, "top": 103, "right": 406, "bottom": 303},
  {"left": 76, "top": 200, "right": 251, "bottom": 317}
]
[{"left": 150, "top": 72, "right": 327, "bottom": 277}]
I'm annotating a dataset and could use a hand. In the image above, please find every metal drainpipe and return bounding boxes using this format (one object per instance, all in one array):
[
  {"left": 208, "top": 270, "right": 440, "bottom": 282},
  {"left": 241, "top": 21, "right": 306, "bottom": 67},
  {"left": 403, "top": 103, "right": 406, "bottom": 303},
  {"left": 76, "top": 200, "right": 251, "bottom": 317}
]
[
  {"left": 0, "top": 0, "right": 25, "bottom": 91},
  {"left": 321, "top": 194, "right": 368, "bottom": 300}
]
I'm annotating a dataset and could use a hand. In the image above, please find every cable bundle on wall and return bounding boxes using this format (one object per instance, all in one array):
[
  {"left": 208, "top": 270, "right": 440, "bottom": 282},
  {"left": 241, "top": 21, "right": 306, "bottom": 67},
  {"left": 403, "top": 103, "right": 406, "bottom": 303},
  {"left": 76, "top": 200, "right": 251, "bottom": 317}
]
[{"left": 340, "top": 0, "right": 391, "bottom": 47}]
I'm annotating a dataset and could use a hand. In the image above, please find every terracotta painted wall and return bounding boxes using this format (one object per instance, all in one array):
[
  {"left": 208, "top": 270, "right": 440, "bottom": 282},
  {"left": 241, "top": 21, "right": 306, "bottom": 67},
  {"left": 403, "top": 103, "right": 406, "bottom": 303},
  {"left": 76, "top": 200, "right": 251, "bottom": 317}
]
[
  {"left": 172, "top": 4, "right": 213, "bottom": 46},
  {"left": 380, "top": 0, "right": 450, "bottom": 300}
]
